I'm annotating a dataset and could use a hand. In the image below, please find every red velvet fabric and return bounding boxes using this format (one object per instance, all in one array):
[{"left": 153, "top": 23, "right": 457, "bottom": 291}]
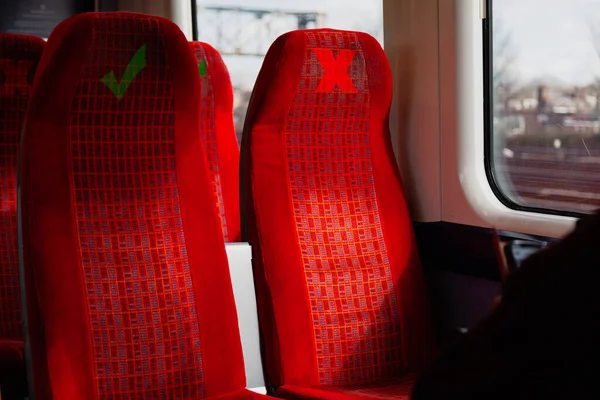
[
  {"left": 211, "top": 390, "right": 271, "bottom": 400},
  {"left": 0, "top": 32, "right": 44, "bottom": 382},
  {"left": 21, "top": 12, "right": 262, "bottom": 399},
  {"left": 279, "top": 373, "right": 415, "bottom": 400},
  {"left": 241, "top": 29, "right": 435, "bottom": 398},
  {"left": 188, "top": 41, "right": 240, "bottom": 243}
]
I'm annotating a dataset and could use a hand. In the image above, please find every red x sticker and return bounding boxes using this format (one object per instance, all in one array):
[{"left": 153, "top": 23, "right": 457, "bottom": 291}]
[
  {"left": 313, "top": 48, "right": 357, "bottom": 93},
  {"left": 0, "top": 59, "right": 33, "bottom": 96}
]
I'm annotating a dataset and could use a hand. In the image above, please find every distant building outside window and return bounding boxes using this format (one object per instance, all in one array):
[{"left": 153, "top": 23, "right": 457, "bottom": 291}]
[{"left": 489, "top": 0, "right": 600, "bottom": 214}]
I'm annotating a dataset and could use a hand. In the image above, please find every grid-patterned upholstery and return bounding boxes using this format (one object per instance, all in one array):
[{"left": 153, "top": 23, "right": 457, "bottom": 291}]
[
  {"left": 189, "top": 42, "right": 240, "bottom": 243},
  {"left": 71, "top": 17, "right": 205, "bottom": 398},
  {"left": 20, "top": 12, "right": 266, "bottom": 400},
  {"left": 287, "top": 31, "right": 402, "bottom": 386},
  {"left": 0, "top": 33, "right": 44, "bottom": 364},
  {"left": 242, "top": 29, "right": 434, "bottom": 399}
]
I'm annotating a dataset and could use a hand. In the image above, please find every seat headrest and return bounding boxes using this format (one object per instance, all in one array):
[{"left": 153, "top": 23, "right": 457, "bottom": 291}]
[
  {"left": 0, "top": 33, "right": 45, "bottom": 97},
  {"left": 189, "top": 41, "right": 231, "bottom": 87},
  {"left": 29, "top": 12, "right": 199, "bottom": 118},
  {"left": 297, "top": 29, "right": 372, "bottom": 94},
  {"left": 244, "top": 28, "right": 391, "bottom": 137}
]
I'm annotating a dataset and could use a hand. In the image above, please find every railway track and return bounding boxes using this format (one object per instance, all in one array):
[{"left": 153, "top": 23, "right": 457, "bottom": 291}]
[{"left": 496, "top": 145, "right": 600, "bottom": 213}]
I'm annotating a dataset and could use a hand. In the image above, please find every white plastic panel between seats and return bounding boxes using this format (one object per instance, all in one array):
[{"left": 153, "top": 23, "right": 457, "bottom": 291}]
[{"left": 225, "top": 242, "right": 265, "bottom": 391}]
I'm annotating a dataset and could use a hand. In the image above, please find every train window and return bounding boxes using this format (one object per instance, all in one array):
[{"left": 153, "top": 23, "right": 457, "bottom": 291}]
[
  {"left": 192, "top": 0, "right": 384, "bottom": 143},
  {"left": 488, "top": 0, "right": 600, "bottom": 215}
]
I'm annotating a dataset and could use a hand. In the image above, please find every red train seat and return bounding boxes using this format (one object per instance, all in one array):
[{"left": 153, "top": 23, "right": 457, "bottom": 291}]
[
  {"left": 189, "top": 41, "right": 240, "bottom": 243},
  {"left": 0, "top": 32, "right": 44, "bottom": 389},
  {"left": 241, "top": 29, "right": 435, "bottom": 399},
  {"left": 20, "top": 12, "right": 267, "bottom": 399}
]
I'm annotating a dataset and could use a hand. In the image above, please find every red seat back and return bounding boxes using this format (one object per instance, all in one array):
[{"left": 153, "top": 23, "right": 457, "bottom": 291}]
[
  {"left": 241, "top": 29, "right": 434, "bottom": 388},
  {"left": 189, "top": 41, "right": 240, "bottom": 242},
  {"left": 21, "top": 12, "right": 246, "bottom": 399},
  {"left": 0, "top": 33, "right": 44, "bottom": 354}
]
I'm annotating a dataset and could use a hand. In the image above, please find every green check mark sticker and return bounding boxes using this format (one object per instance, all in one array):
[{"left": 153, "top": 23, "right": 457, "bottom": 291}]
[
  {"left": 101, "top": 44, "right": 147, "bottom": 100},
  {"left": 198, "top": 60, "right": 207, "bottom": 77}
]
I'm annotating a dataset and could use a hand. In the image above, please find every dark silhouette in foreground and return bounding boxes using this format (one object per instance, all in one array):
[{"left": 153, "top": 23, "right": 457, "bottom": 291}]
[{"left": 412, "top": 210, "right": 600, "bottom": 399}]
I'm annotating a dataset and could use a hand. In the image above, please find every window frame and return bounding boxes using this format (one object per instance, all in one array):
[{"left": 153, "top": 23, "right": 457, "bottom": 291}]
[
  {"left": 438, "top": 0, "right": 576, "bottom": 239},
  {"left": 483, "top": 0, "right": 587, "bottom": 219},
  {"left": 191, "top": 0, "right": 199, "bottom": 41}
]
